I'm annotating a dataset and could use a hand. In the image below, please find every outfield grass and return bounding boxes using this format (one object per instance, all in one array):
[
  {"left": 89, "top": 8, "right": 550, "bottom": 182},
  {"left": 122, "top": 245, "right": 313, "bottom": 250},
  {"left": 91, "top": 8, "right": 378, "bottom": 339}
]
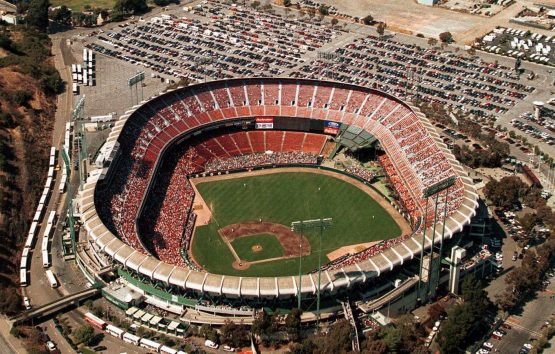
[
  {"left": 230, "top": 234, "right": 285, "bottom": 262},
  {"left": 50, "top": 0, "right": 116, "bottom": 11},
  {"left": 192, "top": 172, "right": 401, "bottom": 277}
]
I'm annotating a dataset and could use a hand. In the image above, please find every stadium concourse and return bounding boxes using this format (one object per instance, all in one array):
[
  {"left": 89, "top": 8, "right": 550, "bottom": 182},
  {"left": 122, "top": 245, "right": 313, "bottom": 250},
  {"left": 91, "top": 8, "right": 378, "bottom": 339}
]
[{"left": 81, "top": 78, "right": 478, "bottom": 301}]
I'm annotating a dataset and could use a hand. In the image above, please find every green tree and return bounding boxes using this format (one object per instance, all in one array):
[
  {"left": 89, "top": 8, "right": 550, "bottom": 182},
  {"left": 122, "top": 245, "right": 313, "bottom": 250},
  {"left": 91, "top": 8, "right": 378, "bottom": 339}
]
[
  {"left": 436, "top": 304, "right": 473, "bottom": 353},
  {"left": 362, "top": 15, "right": 373, "bottom": 25},
  {"left": 73, "top": 325, "right": 95, "bottom": 345},
  {"left": 484, "top": 176, "right": 526, "bottom": 208},
  {"left": 439, "top": 31, "right": 454, "bottom": 43},
  {"left": 220, "top": 320, "right": 249, "bottom": 348},
  {"left": 0, "top": 31, "right": 14, "bottom": 52},
  {"left": 376, "top": 22, "right": 387, "bottom": 37},
  {"left": 113, "top": 0, "right": 148, "bottom": 18},
  {"left": 50, "top": 5, "right": 72, "bottom": 26},
  {"left": 199, "top": 324, "right": 219, "bottom": 344},
  {"left": 383, "top": 327, "right": 402, "bottom": 352},
  {"left": 428, "top": 37, "right": 438, "bottom": 46},
  {"left": 252, "top": 310, "right": 271, "bottom": 337},
  {"left": 27, "top": 0, "right": 50, "bottom": 31},
  {"left": 285, "top": 308, "right": 302, "bottom": 342},
  {"left": 318, "top": 5, "right": 329, "bottom": 16},
  {"left": 321, "top": 319, "right": 352, "bottom": 353}
]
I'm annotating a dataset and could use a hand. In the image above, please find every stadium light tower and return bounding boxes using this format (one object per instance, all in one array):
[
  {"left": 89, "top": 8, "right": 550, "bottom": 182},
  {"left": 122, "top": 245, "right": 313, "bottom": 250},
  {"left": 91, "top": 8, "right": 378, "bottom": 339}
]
[
  {"left": 291, "top": 218, "right": 332, "bottom": 328},
  {"left": 417, "top": 176, "right": 456, "bottom": 302}
]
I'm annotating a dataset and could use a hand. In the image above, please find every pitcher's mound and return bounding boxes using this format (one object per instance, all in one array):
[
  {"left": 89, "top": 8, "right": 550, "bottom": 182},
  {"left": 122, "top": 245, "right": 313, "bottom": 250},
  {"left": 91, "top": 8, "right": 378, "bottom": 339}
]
[{"left": 251, "top": 244, "right": 263, "bottom": 253}]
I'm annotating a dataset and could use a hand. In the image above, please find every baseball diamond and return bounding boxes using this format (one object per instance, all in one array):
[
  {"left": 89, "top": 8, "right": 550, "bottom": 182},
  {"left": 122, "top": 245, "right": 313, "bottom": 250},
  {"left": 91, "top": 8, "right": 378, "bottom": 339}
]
[{"left": 190, "top": 172, "right": 401, "bottom": 277}]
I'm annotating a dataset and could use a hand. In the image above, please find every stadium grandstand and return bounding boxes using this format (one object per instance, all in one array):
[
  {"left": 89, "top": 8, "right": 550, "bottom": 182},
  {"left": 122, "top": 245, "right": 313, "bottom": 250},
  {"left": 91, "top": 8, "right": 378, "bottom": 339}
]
[{"left": 80, "top": 78, "right": 478, "bottom": 302}]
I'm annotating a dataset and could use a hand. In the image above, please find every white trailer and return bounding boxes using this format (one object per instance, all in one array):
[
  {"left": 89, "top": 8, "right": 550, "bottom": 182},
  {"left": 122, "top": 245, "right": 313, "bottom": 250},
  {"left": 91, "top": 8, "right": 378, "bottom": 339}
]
[
  {"left": 45, "top": 270, "right": 57, "bottom": 287},
  {"left": 42, "top": 249, "right": 50, "bottom": 268},
  {"left": 20, "top": 269, "right": 27, "bottom": 287}
]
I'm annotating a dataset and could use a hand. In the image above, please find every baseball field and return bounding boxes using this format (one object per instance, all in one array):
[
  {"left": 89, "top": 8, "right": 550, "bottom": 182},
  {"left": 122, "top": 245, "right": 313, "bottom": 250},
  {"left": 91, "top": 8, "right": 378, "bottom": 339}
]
[{"left": 191, "top": 171, "right": 402, "bottom": 277}]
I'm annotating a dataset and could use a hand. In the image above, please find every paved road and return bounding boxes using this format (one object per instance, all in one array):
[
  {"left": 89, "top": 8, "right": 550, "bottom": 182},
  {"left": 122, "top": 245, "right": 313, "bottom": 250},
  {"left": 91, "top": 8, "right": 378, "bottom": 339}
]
[
  {"left": 488, "top": 279, "right": 555, "bottom": 353},
  {"left": 0, "top": 319, "right": 20, "bottom": 354}
]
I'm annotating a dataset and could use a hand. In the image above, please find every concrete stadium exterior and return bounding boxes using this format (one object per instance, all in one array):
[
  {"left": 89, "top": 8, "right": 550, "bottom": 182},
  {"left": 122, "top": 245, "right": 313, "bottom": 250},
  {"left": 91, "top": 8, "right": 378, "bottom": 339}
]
[{"left": 80, "top": 78, "right": 478, "bottom": 299}]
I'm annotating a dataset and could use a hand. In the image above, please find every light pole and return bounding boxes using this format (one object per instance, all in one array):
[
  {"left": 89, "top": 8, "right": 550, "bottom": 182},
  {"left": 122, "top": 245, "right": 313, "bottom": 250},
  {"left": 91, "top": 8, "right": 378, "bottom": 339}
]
[{"left": 291, "top": 218, "right": 332, "bottom": 328}]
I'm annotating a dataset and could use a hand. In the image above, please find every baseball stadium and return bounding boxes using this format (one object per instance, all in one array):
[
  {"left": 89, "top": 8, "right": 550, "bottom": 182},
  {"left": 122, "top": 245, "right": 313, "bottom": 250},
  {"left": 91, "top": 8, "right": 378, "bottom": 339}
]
[{"left": 81, "top": 78, "right": 478, "bottom": 315}]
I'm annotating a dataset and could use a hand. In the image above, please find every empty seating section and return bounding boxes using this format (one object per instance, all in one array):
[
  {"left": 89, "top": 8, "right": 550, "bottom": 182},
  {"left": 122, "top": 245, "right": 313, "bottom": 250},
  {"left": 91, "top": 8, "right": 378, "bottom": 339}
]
[
  {"left": 230, "top": 132, "right": 253, "bottom": 154},
  {"left": 302, "top": 134, "right": 326, "bottom": 154},
  {"left": 266, "top": 131, "right": 283, "bottom": 152},
  {"left": 282, "top": 131, "right": 305, "bottom": 151},
  {"left": 247, "top": 131, "right": 266, "bottom": 152},
  {"left": 96, "top": 79, "right": 469, "bottom": 271},
  {"left": 263, "top": 83, "right": 280, "bottom": 106},
  {"left": 297, "top": 84, "right": 315, "bottom": 107},
  {"left": 281, "top": 83, "right": 297, "bottom": 106},
  {"left": 329, "top": 86, "right": 349, "bottom": 111}
]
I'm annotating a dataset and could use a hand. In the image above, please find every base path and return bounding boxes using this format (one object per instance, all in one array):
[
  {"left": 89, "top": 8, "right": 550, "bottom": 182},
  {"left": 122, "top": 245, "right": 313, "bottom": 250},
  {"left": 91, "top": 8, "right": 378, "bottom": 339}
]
[
  {"left": 220, "top": 221, "right": 311, "bottom": 257},
  {"left": 219, "top": 221, "right": 311, "bottom": 270}
]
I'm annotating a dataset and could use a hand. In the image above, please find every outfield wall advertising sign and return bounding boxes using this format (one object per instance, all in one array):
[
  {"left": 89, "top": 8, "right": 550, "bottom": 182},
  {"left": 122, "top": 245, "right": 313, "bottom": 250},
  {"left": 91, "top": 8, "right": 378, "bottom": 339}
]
[
  {"left": 324, "top": 121, "right": 340, "bottom": 135},
  {"left": 255, "top": 117, "right": 274, "bottom": 129}
]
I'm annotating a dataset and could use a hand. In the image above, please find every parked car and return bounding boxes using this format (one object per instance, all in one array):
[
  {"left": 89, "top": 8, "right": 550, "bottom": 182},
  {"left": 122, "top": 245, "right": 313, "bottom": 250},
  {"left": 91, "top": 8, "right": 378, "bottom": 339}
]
[
  {"left": 23, "top": 297, "right": 31, "bottom": 310},
  {"left": 205, "top": 339, "right": 219, "bottom": 349}
]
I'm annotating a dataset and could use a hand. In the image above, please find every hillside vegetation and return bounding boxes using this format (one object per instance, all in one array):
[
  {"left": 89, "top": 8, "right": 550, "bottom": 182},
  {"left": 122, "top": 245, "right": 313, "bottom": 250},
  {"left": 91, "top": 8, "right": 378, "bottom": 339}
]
[{"left": 0, "top": 24, "right": 62, "bottom": 314}]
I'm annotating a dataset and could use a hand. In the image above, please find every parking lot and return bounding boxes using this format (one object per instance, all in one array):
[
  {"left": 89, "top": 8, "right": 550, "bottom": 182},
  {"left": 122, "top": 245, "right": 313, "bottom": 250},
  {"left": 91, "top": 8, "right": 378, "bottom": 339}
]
[
  {"left": 74, "top": 0, "right": 555, "bottom": 166},
  {"left": 478, "top": 27, "right": 555, "bottom": 67},
  {"left": 483, "top": 277, "right": 555, "bottom": 354}
]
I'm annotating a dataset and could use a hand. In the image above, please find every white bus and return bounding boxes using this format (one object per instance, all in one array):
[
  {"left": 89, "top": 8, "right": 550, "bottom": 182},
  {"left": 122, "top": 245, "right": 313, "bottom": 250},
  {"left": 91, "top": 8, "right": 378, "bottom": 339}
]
[
  {"left": 45, "top": 270, "right": 58, "bottom": 288},
  {"left": 24, "top": 232, "right": 34, "bottom": 249},
  {"left": 59, "top": 174, "right": 67, "bottom": 193},
  {"left": 20, "top": 269, "right": 27, "bottom": 287},
  {"left": 160, "top": 346, "right": 178, "bottom": 354},
  {"left": 41, "top": 234, "right": 48, "bottom": 252},
  {"left": 139, "top": 338, "right": 161, "bottom": 352},
  {"left": 42, "top": 249, "right": 50, "bottom": 268},
  {"left": 45, "top": 176, "right": 52, "bottom": 189},
  {"left": 20, "top": 255, "right": 28, "bottom": 270},
  {"left": 105, "top": 324, "right": 125, "bottom": 339},
  {"left": 47, "top": 211, "right": 56, "bottom": 225},
  {"left": 33, "top": 208, "right": 42, "bottom": 223},
  {"left": 122, "top": 332, "right": 141, "bottom": 346},
  {"left": 43, "top": 223, "right": 53, "bottom": 239}
]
